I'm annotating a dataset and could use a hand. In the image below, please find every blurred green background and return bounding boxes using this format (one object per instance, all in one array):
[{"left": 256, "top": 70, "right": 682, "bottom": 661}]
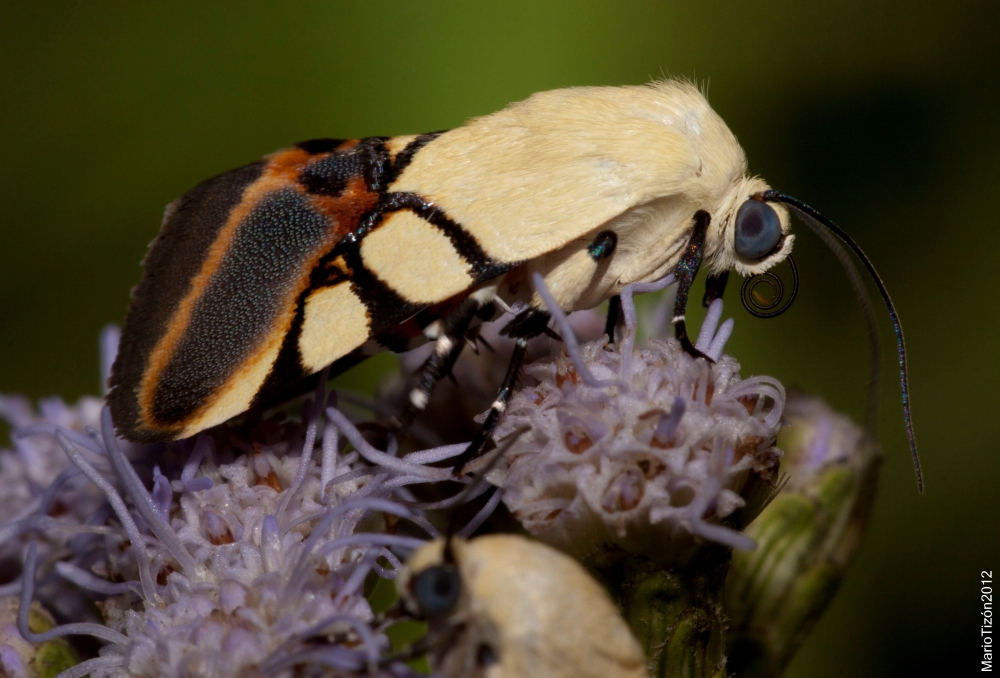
[{"left": 2, "top": 1, "right": 997, "bottom": 675}]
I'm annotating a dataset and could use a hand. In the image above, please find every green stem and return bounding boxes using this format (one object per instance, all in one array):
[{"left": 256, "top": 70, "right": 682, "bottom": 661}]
[{"left": 600, "top": 546, "right": 732, "bottom": 678}]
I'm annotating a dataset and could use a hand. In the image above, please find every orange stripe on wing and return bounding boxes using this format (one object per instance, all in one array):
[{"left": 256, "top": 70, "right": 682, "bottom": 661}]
[
  {"left": 136, "top": 147, "right": 338, "bottom": 435},
  {"left": 310, "top": 175, "right": 380, "bottom": 239}
]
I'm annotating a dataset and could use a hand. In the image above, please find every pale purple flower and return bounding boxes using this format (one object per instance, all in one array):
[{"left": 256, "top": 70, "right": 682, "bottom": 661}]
[
  {"left": 779, "top": 391, "right": 874, "bottom": 482},
  {"left": 494, "top": 276, "right": 785, "bottom": 563},
  {"left": 0, "top": 329, "right": 501, "bottom": 678}
]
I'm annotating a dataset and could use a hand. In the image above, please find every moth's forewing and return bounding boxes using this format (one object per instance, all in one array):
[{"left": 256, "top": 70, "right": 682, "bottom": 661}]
[{"left": 109, "top": 140, "right": 383, "bottom": 441}]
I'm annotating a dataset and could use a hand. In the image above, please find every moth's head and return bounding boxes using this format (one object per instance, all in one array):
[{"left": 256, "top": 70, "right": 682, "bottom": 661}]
[
  {"left": 398, "top": 538, "right": 466, "bottom": 622},
  {"left": 398, "top": 534, "right": 650, "bottom": 677},
  {"left": 710, "top": 175, "right": 795, "bottom": 278},
  {"left": 398, "top": 538, "right": 505, "bottom": 676}
]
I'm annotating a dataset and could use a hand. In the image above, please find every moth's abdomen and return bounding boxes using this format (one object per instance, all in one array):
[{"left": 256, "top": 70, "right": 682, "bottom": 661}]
[{"left": 109, "top": 140, "right": 382, "bottom": 442}]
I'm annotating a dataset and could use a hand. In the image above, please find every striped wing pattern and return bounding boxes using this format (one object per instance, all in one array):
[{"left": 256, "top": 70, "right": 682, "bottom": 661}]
[{"left": 109, "top": 133, "right": 510, "bottom": 442}]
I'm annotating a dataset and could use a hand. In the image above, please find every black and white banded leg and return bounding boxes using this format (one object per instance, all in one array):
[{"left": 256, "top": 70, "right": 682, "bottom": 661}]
[
  {"left": 449, "top": 308, "right": 548, "bottom": 475},
  {"left": 672, "top": 210, "right": 715, "bottom": 361},
  {"left": 395, "top": 297, "right": 482, "bottom": 432}
]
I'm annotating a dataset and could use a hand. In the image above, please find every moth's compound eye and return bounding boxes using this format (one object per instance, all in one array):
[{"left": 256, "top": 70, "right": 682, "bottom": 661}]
[
  {"left": 476, "top": 643, "right": 499, "bottom": 667},
  {"left": 412, "top": 564, "right": 462, "bottom": 616},
  {"left": 735, "top": 200, "right": 782, "bottom": 259}
]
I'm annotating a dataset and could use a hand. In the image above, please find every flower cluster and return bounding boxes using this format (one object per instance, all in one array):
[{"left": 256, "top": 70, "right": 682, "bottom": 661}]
[
  {"left": 0, "top": 331, "right": 499, "bottom": 678},
  {"left": 0, "top": 390, "right": 109, "bottom": 617},
  {"left": 494, "top": 278, "right": 784, "bottom": 563}
]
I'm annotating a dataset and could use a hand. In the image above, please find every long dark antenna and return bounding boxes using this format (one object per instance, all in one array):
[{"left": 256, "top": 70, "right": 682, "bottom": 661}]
[{"left": 760, "top": 190, "right": 923, "bottom": 493}]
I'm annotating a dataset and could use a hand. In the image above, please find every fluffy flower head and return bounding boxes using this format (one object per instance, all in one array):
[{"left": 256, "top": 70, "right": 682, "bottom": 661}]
[{"left": 496, "top": 281, "right": 784, "bottom": 563}]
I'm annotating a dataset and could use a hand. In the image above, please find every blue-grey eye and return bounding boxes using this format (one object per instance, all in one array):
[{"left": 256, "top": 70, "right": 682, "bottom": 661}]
[
  {"left": 735, "top": 200, "right": 782, "bottom": 259},
  {"left": 412, "top": 564, "right": 461, "bottom": 616}
]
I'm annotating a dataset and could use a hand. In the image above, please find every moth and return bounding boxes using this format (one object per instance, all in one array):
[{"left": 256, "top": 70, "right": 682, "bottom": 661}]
[
  {"left": 398, "top": 534, "right": 649, "bottom": 678},
  {"left": 107, "top": 80, "right": 919, "bottom": 487}
]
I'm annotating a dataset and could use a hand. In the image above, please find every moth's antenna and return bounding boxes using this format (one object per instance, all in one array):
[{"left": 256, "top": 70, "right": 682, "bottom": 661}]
[
  {"left": 442, "top": 426, "right": 528, "bottom": 563},
  {"left": 761, "top": 190, "right": 922, "bottom": 492}
]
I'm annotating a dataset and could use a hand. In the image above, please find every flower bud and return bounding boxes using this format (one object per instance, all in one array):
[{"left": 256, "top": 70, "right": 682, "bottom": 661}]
[{"left": 725, "top": 392, "right": 881, "bottom": 676}]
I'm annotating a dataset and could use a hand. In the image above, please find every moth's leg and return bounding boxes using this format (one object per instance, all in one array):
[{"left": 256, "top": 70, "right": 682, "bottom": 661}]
[
  {"left": 450, "top": 308, "right": 547, "bottom": 475},
  {"left": 604, "top": 295, "right": 621, "bottom": 344},
  {"left": 396, "top": 296, "right": 482, "bottom": 432},
  {"left": 702, "top": 270, "right": 729, "bottom": 308},
  {"left": 673, "top": 210, "right": 715, "bottom": 361},
  {"left": 452, "top": 228, "right": 615, "bottom": 473}
]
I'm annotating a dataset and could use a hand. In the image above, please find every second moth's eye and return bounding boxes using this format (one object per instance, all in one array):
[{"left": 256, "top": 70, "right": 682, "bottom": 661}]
[
  {"left": 735, "top": 200, "right": 782, "bottom": 259},
  {"left": 412, "top": 564, "right": 462, "bottom": 616},
  {"left": 476, "top": 643, "right": 499, "bottom": 666}
]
